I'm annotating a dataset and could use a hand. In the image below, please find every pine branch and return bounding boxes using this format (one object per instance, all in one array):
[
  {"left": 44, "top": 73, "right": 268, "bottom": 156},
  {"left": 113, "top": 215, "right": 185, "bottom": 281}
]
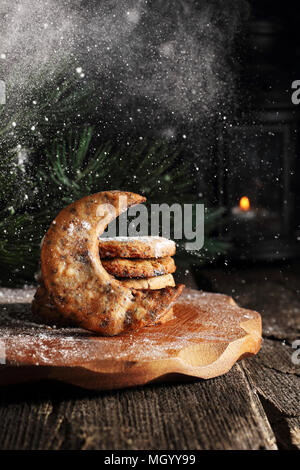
[{"left": 36, "top": 127, "right": 193, "bottom": 213}]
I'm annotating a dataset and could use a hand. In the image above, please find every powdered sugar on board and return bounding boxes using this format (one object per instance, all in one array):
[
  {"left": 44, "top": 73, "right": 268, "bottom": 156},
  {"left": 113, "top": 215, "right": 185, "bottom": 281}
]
[{"left": 0, "top": 287, "right": 260, "bottom": 369}]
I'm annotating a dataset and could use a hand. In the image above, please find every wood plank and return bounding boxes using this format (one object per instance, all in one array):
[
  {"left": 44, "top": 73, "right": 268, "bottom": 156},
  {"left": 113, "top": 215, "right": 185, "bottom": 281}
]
[
  {"left": 0, "top": 362, "right": 276, "bottom": 450},
  {"left": 242, "top": 339, "right": 300, "bottom": 450},
  {"left": 196, "top": 264, "right": 300, "bottom": 449}
]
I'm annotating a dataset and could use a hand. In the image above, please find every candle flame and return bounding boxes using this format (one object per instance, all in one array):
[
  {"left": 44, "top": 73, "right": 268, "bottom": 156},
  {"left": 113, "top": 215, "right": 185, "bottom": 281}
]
[{"left": 239, "top": 196, "right": 250, "bottom": 212}]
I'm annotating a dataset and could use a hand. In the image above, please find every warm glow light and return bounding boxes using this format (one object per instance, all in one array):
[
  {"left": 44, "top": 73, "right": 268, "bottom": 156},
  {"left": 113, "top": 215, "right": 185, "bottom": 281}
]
[{"left": 239, "top": 196, "right": 250, "bottom": 212}]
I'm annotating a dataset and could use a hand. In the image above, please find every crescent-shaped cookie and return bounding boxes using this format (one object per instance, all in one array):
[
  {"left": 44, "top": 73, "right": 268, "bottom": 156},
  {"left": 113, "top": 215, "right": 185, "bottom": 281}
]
[{"left": 39, "top": 191, "right": 184, "bottom": 335}]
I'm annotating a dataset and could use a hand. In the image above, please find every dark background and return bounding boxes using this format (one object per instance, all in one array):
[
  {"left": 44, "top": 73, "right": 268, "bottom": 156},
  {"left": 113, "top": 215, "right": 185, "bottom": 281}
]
[
  {"left": 1, "top": 0, "right": 300, "bottom": 285},
  {"left": 211, "top": 0, "right": 300, "bottom": 262}
]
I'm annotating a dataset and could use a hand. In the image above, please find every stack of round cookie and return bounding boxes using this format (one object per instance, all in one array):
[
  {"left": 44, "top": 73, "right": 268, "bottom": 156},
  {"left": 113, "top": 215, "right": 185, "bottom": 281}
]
[
  {"left": 99, "top": 236, "right": 177, "bottom": 291},
  {"left": 33, "top": 236, "right": 178, "bottom": 328}
]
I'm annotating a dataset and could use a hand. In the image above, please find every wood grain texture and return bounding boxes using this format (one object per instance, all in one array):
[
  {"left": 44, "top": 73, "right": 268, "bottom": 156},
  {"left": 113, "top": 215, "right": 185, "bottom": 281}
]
[
  {"left": 0, "top": 366, "right": 276, "bottom": 450},
  {"left": 0, "top": 262, "right": 299, "bottom": 450},
  {"left": 197, "top": 263, "right": 300, "bottom": 450},
  {"left": 0, "top": 289, "right": 261, "bottom": 390},
  {"left": 242, "top": 340, "right": 300, "bottom": 450}
]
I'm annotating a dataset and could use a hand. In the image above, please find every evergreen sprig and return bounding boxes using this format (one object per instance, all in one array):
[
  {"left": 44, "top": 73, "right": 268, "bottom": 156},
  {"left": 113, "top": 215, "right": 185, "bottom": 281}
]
[{"left": 36, "top": 126, "right": 192, "bottom": 210}]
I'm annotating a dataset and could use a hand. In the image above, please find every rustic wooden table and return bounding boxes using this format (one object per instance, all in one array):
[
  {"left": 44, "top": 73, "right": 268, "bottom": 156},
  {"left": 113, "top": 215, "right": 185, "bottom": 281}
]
[{"left": 0, "top": 262, "right": 299, "bottom": 450}]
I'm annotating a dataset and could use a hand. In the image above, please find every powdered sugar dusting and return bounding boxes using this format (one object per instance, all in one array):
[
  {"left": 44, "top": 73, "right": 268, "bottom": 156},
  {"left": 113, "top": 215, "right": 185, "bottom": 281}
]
[
  {"left": 67, "top": 222, "right": 75, "bottom": 235},
  {"left": 82, "top": 221, "right": 91, "bottom": 230},
  {"left": 0, "top": 287, "right": 259, "bottom": 368},
  {"left": 99, "top": 236, "right": 175, "bottom": 258}
]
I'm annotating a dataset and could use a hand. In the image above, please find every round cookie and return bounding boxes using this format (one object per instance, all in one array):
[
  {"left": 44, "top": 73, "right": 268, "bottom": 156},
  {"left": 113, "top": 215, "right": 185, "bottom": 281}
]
[
  {"left": 120, "top": 274, "right": 175, "bottom": 290},
  {"left": 99, "top": 236, "right": 176, "bottom": 259},
  {"left": 102, "top": 256, "right": 176, "bottom": 278}
]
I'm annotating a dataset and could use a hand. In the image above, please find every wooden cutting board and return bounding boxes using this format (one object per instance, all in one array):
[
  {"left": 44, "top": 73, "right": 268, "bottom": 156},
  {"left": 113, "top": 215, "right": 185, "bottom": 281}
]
[{"left": 0, "top": 288, "right": 261, "bottom": 390}]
